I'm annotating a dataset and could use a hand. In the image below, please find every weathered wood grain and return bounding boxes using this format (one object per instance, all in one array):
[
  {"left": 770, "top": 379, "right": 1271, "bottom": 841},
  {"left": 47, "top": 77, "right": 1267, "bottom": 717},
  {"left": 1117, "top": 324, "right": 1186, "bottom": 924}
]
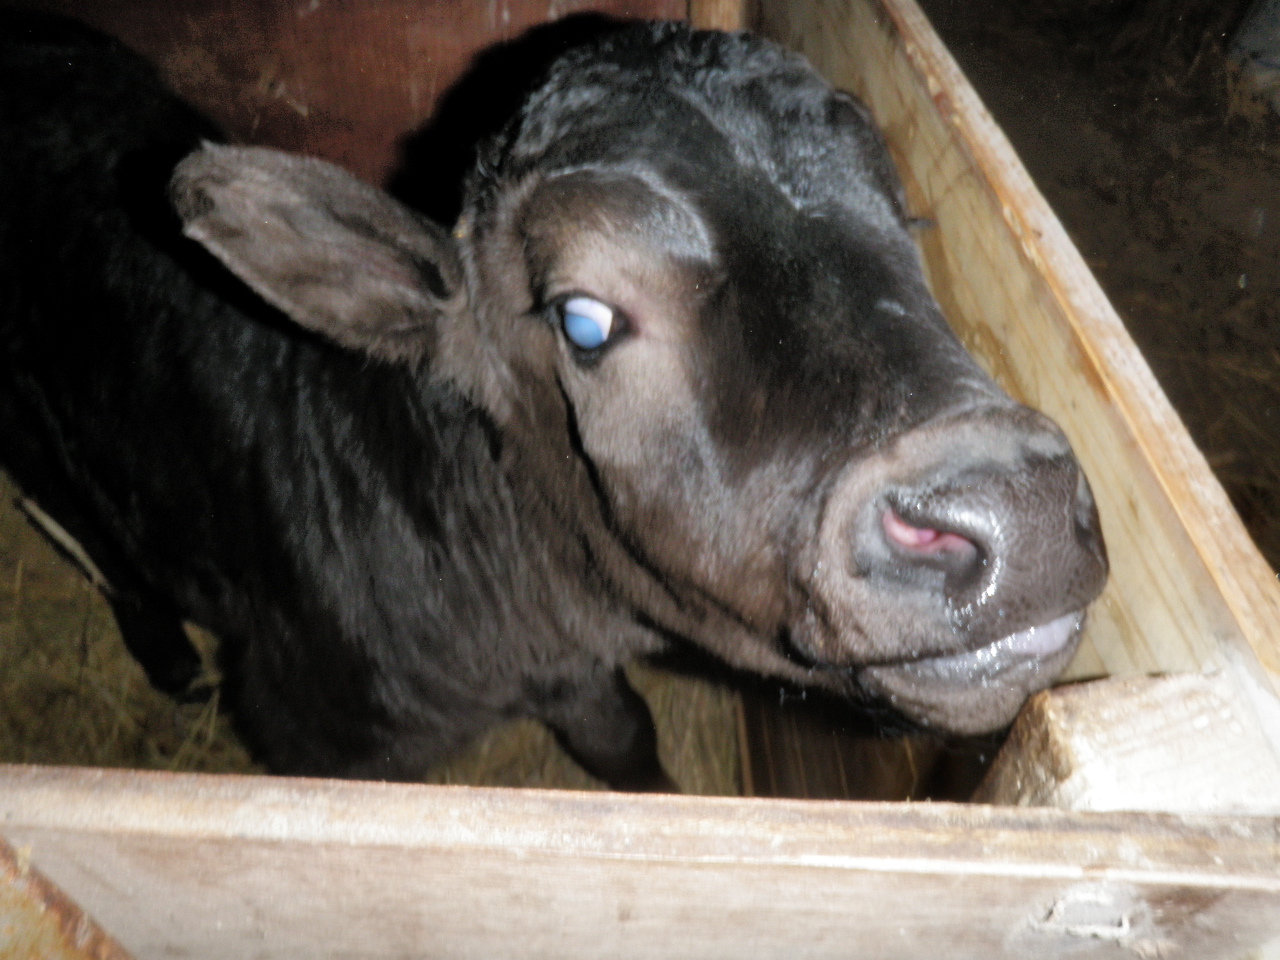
[
  {"left": 975, "top": 674, "right": 1280, "bottom": 815},
  {"left": 3, "top": 764, "right": 1279, "bottom": 960},
  {"left": 0, "top": 834, "right": 135, "bottom": 960},
  {"left": 689, "top": 0, "right": 748, "bottom": 30}
]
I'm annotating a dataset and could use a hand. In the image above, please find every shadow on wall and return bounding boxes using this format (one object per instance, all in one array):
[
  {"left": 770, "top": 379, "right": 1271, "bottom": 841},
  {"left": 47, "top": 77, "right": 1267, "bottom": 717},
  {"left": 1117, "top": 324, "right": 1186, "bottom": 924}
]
[{"left": 388, "top": 14, "right": 628, "bottom": 224}]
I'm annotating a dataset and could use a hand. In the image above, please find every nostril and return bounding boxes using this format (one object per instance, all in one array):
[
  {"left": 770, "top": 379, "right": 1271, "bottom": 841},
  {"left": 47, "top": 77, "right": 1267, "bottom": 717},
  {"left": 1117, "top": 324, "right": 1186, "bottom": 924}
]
[{"left": 882, "top": 507, "right": 977, "bottom": 558}]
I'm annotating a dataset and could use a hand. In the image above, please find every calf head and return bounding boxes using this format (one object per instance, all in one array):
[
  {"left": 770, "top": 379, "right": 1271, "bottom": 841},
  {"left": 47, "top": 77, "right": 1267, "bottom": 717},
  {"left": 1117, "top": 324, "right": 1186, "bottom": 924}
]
[{"left": 171, "top": 24, "right": 1107, "bottom": 735}]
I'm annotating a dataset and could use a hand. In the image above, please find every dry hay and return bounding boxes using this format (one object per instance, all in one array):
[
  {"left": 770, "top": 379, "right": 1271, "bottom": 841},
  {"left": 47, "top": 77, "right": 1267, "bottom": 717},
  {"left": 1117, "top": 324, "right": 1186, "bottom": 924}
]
[
  {"left": 0, "top": 469, "right": 741, "bottom": 793},
  {"left": 0, "top": 471, "right": 257, "bottom": 774},
  {"left": 0, "top": 472, "right": 255, "bottom": 773}
]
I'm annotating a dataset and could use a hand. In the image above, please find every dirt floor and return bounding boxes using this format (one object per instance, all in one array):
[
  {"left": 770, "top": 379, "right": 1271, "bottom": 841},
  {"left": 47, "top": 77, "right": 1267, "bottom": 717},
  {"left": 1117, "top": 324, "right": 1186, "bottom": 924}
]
[
  {"left": 3, "top": 2, "right": 1277, "bottom": 793},
  {"left": 919, "top": 0, "right": 1280, "bottom": 568}
]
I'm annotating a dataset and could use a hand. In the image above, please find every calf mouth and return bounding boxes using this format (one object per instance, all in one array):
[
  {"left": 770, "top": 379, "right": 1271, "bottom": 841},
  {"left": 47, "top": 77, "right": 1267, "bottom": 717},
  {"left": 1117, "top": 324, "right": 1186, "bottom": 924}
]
[
  {"left": 858, "top": 610, "right": 1086, "bottom": 735},
  {"left": 900, "top": 610, "right": 1082, "bottom": 684}
]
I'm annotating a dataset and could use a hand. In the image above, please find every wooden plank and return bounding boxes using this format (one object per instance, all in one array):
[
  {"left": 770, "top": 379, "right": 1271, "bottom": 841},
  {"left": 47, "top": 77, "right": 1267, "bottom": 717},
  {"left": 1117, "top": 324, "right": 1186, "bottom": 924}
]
[
  {"left": 736, "top": 688, "right": 992, "bottom": 801},
  {"left": 1, "top": 764, "right": 1278, "bottom": 960},
  {"left": 754, "top": 0, "right": 1280, "bottom": 737},
  {"left": 689, "top": 0, "right": 748, "bottom": 30},
  {"left": 974, "top": 674, "right": 1280, "bottom": 815},
  {"left": 0, "top": 835, "right": 135, "bottom": 960}
]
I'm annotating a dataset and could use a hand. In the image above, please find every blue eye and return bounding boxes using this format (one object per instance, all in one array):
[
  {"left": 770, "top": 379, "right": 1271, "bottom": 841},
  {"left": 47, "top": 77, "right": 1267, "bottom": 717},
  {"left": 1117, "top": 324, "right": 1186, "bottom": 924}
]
[{"left": 561, "top": 296, "right": 614, "bottom": 351}]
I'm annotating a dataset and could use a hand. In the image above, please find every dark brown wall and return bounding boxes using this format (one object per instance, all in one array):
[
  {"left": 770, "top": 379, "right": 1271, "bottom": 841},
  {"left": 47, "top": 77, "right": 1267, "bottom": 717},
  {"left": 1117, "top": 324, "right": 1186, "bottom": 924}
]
[{"left": 18, "top": 0, "right": 688, "bottom": 185}]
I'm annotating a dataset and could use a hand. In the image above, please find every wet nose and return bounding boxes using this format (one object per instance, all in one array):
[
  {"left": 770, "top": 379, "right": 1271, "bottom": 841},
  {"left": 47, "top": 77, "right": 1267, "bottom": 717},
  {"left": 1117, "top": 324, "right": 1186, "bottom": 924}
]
[{"left": 845, "top": 410, "right": 1109, "bottom": 642}]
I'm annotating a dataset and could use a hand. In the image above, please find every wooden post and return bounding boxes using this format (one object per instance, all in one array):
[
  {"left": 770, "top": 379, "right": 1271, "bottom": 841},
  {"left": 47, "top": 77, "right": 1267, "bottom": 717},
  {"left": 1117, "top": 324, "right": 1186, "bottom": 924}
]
[
  {"left": 974, "top": 674, "right": 1280, "bottom": 814},
  {"left": 689, "top": 0, "right": 749, "bottom": 31},
  {"left": 751, "top": 0, "right": 1280, "bottom": 812}
]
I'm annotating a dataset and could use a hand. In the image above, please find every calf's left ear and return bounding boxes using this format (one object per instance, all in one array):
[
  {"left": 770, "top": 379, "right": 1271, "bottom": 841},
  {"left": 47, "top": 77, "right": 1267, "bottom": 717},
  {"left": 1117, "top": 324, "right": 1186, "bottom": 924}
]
[{"left": 171, "top": 143, "right": 463, "bottom": 363}]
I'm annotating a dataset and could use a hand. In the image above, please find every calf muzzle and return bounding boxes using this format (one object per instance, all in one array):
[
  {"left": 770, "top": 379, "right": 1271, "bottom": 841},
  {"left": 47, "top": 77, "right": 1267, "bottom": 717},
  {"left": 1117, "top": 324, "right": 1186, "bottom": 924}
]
[{"left": 801, "top": 403, "right": 1108, "bottom": 733}]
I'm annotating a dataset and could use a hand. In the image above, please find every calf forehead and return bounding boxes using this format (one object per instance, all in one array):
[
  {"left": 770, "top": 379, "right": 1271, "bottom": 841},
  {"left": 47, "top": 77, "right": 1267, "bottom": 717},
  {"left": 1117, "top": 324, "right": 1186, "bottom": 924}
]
[
  {"left": 482, "top": 23, "right": 899, "bottom": 223},
  {"left": 487, "top": 23, "right": 930, "bottom": 331}
]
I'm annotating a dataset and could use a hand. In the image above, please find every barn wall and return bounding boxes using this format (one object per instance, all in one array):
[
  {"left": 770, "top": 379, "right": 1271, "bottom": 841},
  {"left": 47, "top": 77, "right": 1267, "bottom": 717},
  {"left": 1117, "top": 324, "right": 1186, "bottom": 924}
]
[{"left": 13, "top": 0, "right": 687, "bottom": 186}]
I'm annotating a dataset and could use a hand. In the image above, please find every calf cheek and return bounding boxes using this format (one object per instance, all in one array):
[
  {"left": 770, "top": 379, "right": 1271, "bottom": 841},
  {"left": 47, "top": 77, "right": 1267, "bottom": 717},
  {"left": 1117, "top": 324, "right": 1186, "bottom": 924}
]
[
  {"left": 569, "top": 350, "right": 705, "bottom": 530},
  {"left": 565, "top": 353, "right": 785, "bottom": 622}
]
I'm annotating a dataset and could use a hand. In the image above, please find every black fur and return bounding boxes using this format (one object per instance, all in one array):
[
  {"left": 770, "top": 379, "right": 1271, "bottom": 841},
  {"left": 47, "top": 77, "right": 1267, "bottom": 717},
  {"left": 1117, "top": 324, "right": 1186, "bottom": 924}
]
[{"left": 0, "top": 13, "right": 1106, "bottom": 787}]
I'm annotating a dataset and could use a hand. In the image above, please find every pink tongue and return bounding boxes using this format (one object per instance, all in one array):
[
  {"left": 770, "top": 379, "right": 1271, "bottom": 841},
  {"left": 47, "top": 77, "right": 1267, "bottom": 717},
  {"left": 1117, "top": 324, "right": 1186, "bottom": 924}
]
[{"left": 883, "top": 508, "right": 974, "bottom": 554}]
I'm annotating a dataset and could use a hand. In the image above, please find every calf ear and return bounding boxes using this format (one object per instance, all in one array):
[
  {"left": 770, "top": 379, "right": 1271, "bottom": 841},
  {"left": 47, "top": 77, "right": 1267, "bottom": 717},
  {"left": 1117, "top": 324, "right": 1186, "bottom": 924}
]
[{"left": 170, "top": 143, "right": 463, "bottom": 363}]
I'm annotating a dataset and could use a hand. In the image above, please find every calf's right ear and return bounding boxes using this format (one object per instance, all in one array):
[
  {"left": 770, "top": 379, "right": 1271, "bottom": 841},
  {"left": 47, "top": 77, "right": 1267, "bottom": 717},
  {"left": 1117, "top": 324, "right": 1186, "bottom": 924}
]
[{"left": 170, "top": 143, "right": 464, "bottom": 363}]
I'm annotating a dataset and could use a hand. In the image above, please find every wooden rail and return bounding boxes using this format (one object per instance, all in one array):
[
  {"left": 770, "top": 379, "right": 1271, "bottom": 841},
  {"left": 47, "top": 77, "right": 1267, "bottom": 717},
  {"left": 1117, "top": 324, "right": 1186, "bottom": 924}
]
[{"left": 2, "top": 764, "right": 1278, "bottom": 960}]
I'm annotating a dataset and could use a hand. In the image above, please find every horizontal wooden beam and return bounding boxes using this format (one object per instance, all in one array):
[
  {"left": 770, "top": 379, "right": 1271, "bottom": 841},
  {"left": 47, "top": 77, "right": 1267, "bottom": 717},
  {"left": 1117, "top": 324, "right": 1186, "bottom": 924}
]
[{"left": 2, "top": 765, "right": 1277, "bottom": 959}]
